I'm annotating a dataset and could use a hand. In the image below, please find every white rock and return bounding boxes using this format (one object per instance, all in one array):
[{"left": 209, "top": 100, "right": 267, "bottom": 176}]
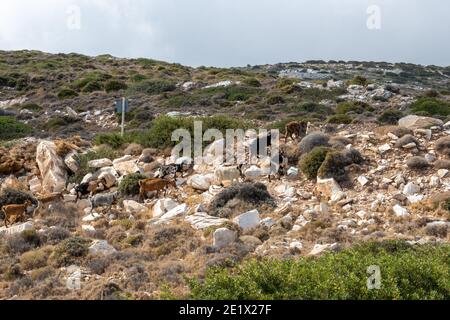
[
  {"left": 185, "top": 212, "right": 228, "bottom": 229},
  {"left": 244, "top": 165, "right": 263, "bottom": 179},
  {"left": 393, "top": 204, "right": 410, "bottom": 217},
  {"left": 82, "top": 212, "right": 101, "bottom": 222},
  {"left": 233, "top": 209, "right": 260, "bottom": 230},
  {"left": 113, "top": 160, "right": 140, "bottom": 176},
  {"left": 29, "top": 177, "right": 42, "bottom": 194},
  {"left": 188, "top": 174, "right": 214, "bottom": 191},
  {"left": 0, "top": 222, "right": 34, "bottom": 236},
  {"left": 123, "top": 200, "right": 147, "bottom": 214},
  {"left": 82, "top": 225, "right": 96, "bottom": 234},
  {"left": 438, "top": 169, "right": 449, "bottom": 178},
  {"left": 430, "top": 176, "right": 440, "bottom": 187},
  {"left": 274, "top": 184, "right": 296, "bottom": 198},
  {"left": 309, "top": 243, "right": 337, "bottom": 256},
  {"left": 152, "top": 198, "right": 179, "bottom": 218},
  {"left": 159, "top": 204, "right": 189, "bottom": 221},
  {"left": 378, "top": 144, "right": 392, "bottom": 154},
  {"left": 425, "top": 153, "right": 436, "bottom": 163},
  {"left": 315, "top": 202, "right": 329, "bottom": 214},
  {"left": 112, "top": 155, "right": 133, "bottom": 165},
  {"left": 357, "top": 176, "right": 369, "bottom": 186},
  {"left": 88, "top": 240, "right": 117, "bottom": 256},
  {"left": 88, "top": 158, "right": 113, "bottom": 169},
  {"left": 407, "top": 194, "right": 424, "bottom": 204},
  {"left": 289, "top": 241, "right": 303, "bottom": 251},
  {"left": 287, "top": 167, "right": 299, "bottom": 177},
  {"left": 317, "top": 177, "right": 343, "bottom": 200},
  {"left": 403, "top": 182, "right": 420, "bottom": 196},
  {"left": 399, "top": 115, "right": 443, "bottom": 129},
  {"left": 36, "top": 141, "right": 67, "bottom": 193},
  {"left": 356, "top": 210, "right": 367, "bottom": 219},
  {"left": 213, "top": 228, "right": 237, "bottom": 249},
  {"left": 261, "top": 217, "right": 275, "bottom": 228},
  {"left": 98, "top": 172, "right": 117, "bottom": 188}
]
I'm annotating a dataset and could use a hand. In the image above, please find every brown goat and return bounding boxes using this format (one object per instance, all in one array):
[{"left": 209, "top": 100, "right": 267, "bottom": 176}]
[
  {"left": 138, "top": 178, "right": 176, "bottom": 200},
  {"left": 285, "top": 121, "right": 308, "bottom": 142},
  {"left": 1, "top": 200, "right": 32, "bottom": 228},
  {"left": 35, "top": 192, "right": 64, "bottom": 212}
]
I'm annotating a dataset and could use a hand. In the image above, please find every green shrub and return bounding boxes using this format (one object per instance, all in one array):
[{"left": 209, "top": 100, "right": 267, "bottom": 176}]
[
  {"left": 378, "top": 109, "right": 404, "bottom": 124},
  {"left": 20, "top": 248, "right": 50, "bottom": 270},
  {"left": 51, "top": 237, "right": 90, "bottom": 267},
  {"left": 57, "top": 88, "right": 78, "bottom": 100},
  {"left": 129, "top": 79, "right": 176, "bottom": 95},
  {"left": 81, "top": 80, "right": 103, "bottom": 93},
  {"left": 411, "top": 98, "right": 450, "bottom": 117},
  {"left": 243, "top": 77, "right": 261, "bottom": 87},
  {"left": 19, "top": 103, "right": 42, "bottom": 112},
  {"left": 317, "top": 150, "right": 348, "bottom": 181},
  {"left": 189, "top": 241, "right": 450, "bottom": 300},
  {"left": 119, "top": 173, "right": 147, "bottom": 196},
  {"left": 336, "top": 102, "right": 366, "bottom": 114},
  {"left": 0, "top": 116, "right": 32, "bottom": 141},
  {"left": 105, "top": 80, "right": 128, "bottom": 93},
  {"left": 300, "top": 147, "right": 330, "bottom": 180},
  {"left": 94, "top": 132, "right": 126, "bottom": 149},
  {"left": 267, "top": 95, "right": 285, "bottom": 105},
  {"left": 327, "top": 114, "right": 353, "bottom": 124},
  {"left": 348, "top": 75, "right": 368, "bottom": 86},
  {"left": 43, "top": 116, "right": 79, "bottom": 132},
  {"left": 0, "top": 188, "right": 37, "bottom": 208}
]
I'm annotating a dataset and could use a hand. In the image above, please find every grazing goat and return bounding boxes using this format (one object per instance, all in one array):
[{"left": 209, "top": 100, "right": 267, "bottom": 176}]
[
  {"left": 156, "top": 161, "right": 194, "bottom": 179},
  {"left": 90, "top": 192, "right": 119, "bottom": 212},
  {"left": 268, "top": 152, "right": 288, "bottom": 182},
  {"left": 2, "top": 200, "right": 32, "bottom": 228},
  {"left": 138, "top": 178, "right": 176, "bottom": 200},
  {"left": 87, "top": 180, "right": 106, "bottom": 196},
  {"left": 36, "top": 192, "right": 63, "bottom": 212},
  {"left": 285, "top": 121, "right": 308, "bottom": 143},
  {"left": 75, "top": 182, "right": 90, "bottom": 200},
  {"left": 214, "top": 165, "right": 245, "bottom": 186}
]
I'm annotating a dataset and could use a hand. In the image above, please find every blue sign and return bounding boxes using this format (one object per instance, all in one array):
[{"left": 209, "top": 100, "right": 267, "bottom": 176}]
[{"left": 115, "top": 98, "right": 129, "bottom": 113}]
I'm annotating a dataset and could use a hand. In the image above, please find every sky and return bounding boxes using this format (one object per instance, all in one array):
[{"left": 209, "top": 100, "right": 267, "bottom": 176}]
[{"left": 0, "top": 0, "right": 449, "bottom": 67}]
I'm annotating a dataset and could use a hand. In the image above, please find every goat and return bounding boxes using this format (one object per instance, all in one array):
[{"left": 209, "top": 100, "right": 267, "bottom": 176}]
[
  {"left": 2, "top": 200, "right": 32, "bottom": 228},
  {"left": 214, "top": 165, "right": 245, "bottom": 186},
  {"left": 90, "top": 192, "right": 119, "bottom": 212},
  {"left": 138, "top": 178, "right": 176, "bottom": 200},
  {"left": 156, "top": 161, "right": 194, "bottom": 179},
  {"left": 75, "top": 182, "right": 90, "bottom": 200},
  {"left": 35, "top": 192, "right": 63, "bottom": 212},
  {"left": 268, "top": 152, "right": 288, "bottom": 182},
  {"left": 285, "top": 121, "right": 308, "bottom": 143},
  {"left": 87, "top": 180, "right": 106, "bottom": 196}
]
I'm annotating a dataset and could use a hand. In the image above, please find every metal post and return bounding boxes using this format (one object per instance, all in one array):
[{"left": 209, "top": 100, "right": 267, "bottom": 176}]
[{"left": 121, "top": 97, "right": 125, "bottom": 137}]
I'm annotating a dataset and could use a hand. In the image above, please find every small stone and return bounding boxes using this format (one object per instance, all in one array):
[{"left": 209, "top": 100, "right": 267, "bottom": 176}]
[
  {"left": 88, "top": 240, "right": 117, "bottom": 256},
  {"left": 88, "top": 158, "right": 112, "bottom": 168},
  {"left": 357, "top": 175, "right": 369, "bottom": 186},
  {"left": 233, "top": 209, "right": 260, "bottom": 230},
  {"left": 438, "top": 169, "right": 449, "bottom": 178},
  {"left": 403, "top": 182, "right": 420, "bottom": 196},
  {"left": 393, "top": 204, "right": 410, "bottom": 217},
  {"left": 378, "top": 144, "right": 392, "bottom": 154},
  {"left": 430, "top": 176, "right": 440, "bottom": 187}
]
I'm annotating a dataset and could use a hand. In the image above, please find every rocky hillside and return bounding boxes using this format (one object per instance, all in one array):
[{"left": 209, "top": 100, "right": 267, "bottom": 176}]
[{"left": 0, "top": 51, "right": 449, "bottom": 300}]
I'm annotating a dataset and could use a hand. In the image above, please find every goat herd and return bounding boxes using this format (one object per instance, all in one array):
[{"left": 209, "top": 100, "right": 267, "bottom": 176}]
[{"left": 1, "top": 120, "right": 309, "bottom": 229}]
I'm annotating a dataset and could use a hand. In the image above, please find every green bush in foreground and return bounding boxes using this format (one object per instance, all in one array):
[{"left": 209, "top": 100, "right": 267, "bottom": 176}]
[
  {"left": 119, "top": 173, "right": 147, "bottom": 196},
  {"left": 189, "top": 241, "right": 450, "bottom": 300},
  {"left": 299, "top": 147, "right": 330, "bottom": 180},
  {"left": 0, "top": 116, "right": 32, "bottom": 141}
]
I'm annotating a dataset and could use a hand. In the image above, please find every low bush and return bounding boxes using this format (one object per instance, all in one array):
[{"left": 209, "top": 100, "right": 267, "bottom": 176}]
[
  {"left": 299, "top": 147, "right": 330, "bottom": 180},
  {"left": 208, "top": 183, "right": 275, "bottom": 218},
  {"left": 189, "top": 241, "right": 450, "bottom": 300},
  {"left": 336, "top": 102, "right": 366, "bottom": 114},
  {"left": 0, "top": 188, "right": 37, "bottom": 208},
  {"left": 119, "top": 173, "right": 147, "bottom": 196},
  {"left": 105, "top": 80, "right": 128, "bottom": 93},
  {"left": 410, "top": 98, "right": 450, "bottom": 117},
  {"left": 51, "top": 237, "right": 90, "bottom": 267},
  {"left": 57, "top": 88, "right": 78, "bottom": 99},
  {"left": 327, "top": 114, "right": 353, "bottom": 124},
  {"left": 378, "top": 109, "right": 404, "bottom": 124},
  {"left": 435, "top": 136, "right": 450, "bottom": 157},
  {"left": 243, "top": 77, "right": 261, "bottom": 87},
  {"left": 0, "top": 116, "right": 32, "bottom": 141},
  {"left": 128, "top": 79, "right": 176, "bottom": 95},
  {"left": 348, "top": 75, "right": 368, "bottom": 86},
  {"left": 299, "top": 132, "right": 330, "bottom": 154},
  {"left": 395, "top": 134, "right": 419, "bottom": 148},
  {"left": 317, "top": 150, "right": 348, "bottom": 181},
  {"left": 267, "top": 95, "right": 285, "bottom": 105},
  {"left": 20, "top": 247, "right": 50, "bottom": 270},
  {"left": 406, "top": 157, "right": 430, "bottom": 170}
]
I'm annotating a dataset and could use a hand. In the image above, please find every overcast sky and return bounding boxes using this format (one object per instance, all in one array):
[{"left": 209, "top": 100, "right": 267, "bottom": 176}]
[{"left": 0, "top": 0, "right": 449, "bottom": 67}]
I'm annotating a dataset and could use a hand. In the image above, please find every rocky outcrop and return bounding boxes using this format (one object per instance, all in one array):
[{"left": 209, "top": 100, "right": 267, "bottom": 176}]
[{"left": 36, "top": 141, "right": 67, "bottom": 193}]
